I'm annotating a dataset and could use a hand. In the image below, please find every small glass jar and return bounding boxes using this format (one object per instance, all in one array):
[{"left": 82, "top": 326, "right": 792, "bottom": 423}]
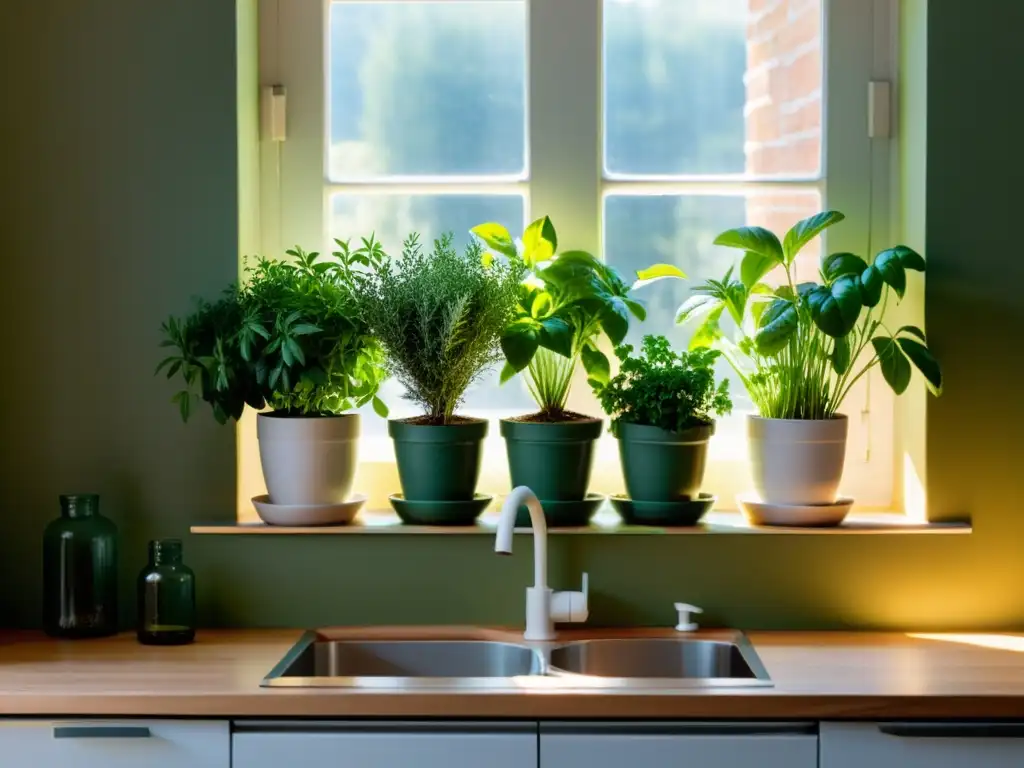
[
  {"left": 43, "top": 494, "right": 119, "bottom": 638},
  {"left": 136, "top": 539, "right": 195, "bottom": 645}
]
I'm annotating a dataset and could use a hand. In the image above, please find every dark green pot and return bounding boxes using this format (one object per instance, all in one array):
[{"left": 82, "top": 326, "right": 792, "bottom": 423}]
[
  {"left": 501, "top": 417, "right": 603, "bottom": 501},
  {"left": 389, "top": 418, "right": 488, "bottom": 501},
  {"left": 617, "top": 421, "right": 714, "bottom": 502}
]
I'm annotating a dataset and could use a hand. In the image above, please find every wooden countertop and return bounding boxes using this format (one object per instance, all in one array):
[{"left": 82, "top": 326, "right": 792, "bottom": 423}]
[{"left": 3, "top": 628, "right": 1024, "bottom": 719}]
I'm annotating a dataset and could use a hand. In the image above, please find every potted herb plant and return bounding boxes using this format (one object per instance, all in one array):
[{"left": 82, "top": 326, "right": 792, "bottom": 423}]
[
  {"left": 472, "top": 216, "right": 684, "bottom": 526},
  {"left": 595, "top": 335, "right": 732, "bottom": 526},
  {"left": 677, "top": 210, "right": 942, "bottom": 524},
  {"left": 363, "top": 232, "right": 522, "bottom": 525},
  {"left": 158, "top": 240, "right": 388, "bottom": 524}
]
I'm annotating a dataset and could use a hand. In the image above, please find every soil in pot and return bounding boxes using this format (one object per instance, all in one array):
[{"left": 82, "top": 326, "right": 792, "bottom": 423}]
[
  {"left": 501, "top": 411, "right": 603, "bottom": 507},
  {"left": 617, "top": 421, "right": 714, "bottom": 502},
  {"left": 388, "top": 416, "right": 487, "bottom": 504}
]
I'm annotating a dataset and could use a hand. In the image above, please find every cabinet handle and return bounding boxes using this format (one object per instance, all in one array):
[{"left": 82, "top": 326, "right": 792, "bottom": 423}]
[
  {"left": 53, "top": 726, "right": 152, "bottom": 739},
  {"left": 880, "top": 723, "right": 1024, "bottom": 739}
]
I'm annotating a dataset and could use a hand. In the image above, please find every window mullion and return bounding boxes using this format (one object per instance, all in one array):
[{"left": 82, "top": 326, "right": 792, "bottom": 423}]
[{"left": 528, "top": 0, "right": 601, "bottom": 253}]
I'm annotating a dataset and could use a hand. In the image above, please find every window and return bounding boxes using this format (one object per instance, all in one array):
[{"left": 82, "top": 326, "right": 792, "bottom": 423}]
[{"left": 246, "top": 0, "right": 899, "bottom": 518}]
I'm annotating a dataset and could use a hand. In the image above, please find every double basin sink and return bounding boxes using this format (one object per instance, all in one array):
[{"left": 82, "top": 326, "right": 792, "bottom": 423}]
[{"left": 263, "top": 632, "right": 772, "bottom": 689}]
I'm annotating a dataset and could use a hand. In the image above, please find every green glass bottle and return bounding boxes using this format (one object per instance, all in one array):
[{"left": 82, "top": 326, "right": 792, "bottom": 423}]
[
  {"left": 43, "top": 494, "right": 119, "bottom": 638},
  {"left": 137, "top": 539, "right": 195, "bottom": 645}
]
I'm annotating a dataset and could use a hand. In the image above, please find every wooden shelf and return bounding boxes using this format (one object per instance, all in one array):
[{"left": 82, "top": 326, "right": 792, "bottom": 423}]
[{"left": 191, "top": 507, "right": 969, "bottom": 535}]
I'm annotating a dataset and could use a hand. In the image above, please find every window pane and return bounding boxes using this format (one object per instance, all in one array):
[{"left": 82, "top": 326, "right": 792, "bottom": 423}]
[
  {"left": 332, "top": 193, "right": 533, "bottom": 431},
  {"left": 604, "top": 189, "right": 822, "bottom": 408},
  {"left": 330, "top": 193, "right": 524, "bottom": 255},
  {"left": 603, "top": 0, "right": 822, "bottom": 177},
  {"left": 328, "top": 1, "right": 527, "bottom": 179}
]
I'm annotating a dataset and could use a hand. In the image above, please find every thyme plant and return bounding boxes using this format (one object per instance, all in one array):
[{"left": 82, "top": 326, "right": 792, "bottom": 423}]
[{"left": 362, "top": 232, "right": 522, "bottom": 425}]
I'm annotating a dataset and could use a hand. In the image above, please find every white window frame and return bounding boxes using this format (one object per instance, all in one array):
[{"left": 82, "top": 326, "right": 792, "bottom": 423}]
[{"left": 246, "top": 0, "right": 904, "bottom": 517}]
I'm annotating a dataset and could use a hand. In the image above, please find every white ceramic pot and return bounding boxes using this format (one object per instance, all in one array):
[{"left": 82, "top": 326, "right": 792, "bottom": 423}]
[
  {"left": 257, "top": 413, "right": 359, "bottom": 505},
  {"left": 747, "top": 415, "right": 848, "bottom": 505}
]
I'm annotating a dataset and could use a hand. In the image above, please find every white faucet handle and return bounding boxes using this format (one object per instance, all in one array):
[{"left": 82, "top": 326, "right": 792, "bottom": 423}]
[
  {"left": 551, "top": 572, "right": 590, "bottom": 624},
  {"left": 674, "top": 602, "right": 703, "bottom": 632}
]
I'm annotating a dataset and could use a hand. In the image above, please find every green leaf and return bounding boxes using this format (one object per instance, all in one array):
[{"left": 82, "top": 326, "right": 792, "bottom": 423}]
[
  {"left": 754, "top": 300, "right": 799, "bottom": 356},
  {"left": 537, "top": 316, "right": 573, "bottom": 357},
  {"left": 740, "top": 251, "right": 777, "bottom": 290},
  {"left": 280, "top": 338, "right": 294, "bottom": 366},
  {"left": 860, "top": 265, "right": 884, "bottom": 307},
  {"left": 749, "top": 283, "right": 775, "bottom": 326},
  {"left": 499, "top": 361, "right": 518, "bottom": 384},
  {"left": 470, "top": 222, "right": 518, "bottom": 259},
  {"left": 155, "top": 356, "right": 178, "bottom": 375},
  {"left": 632, "top": 263, "right": 687, "bottom": 290},
  {"left": 714, "top": 226, "right": 784, "bottom": 263},
  {"left": 873, "top": 248, "right": 907, "bottom": 298},
  {"left": 481, "top": 251, "right": 495, "bottom": 268},
  {"left": 501, "top": 319, "right": 541, "bottom": 371},
  {"left": 821, "top": 252, "right": 869, "bottom": 283},
  {"left": 689, "top": 304, "right": 725, "bottom": 351},
  {"left": 286, "top": 337, "right": 305, "bottom": 366},
  {"left": 164, "top": 360, "right": 182, "bottom": 379},
  {"left": 624, "top": 297, "right": 647, "bottom": 321},
  {"left": 530, "top": 291, "right": 554, "bottom": 318},
  {"left": 291, "top": 323, "right": 321, "bottom": 336},
  {"left": 893, "top": 245, "right": 926, "bottom": 271},
  {"left": 521, "top": 216, "right": 557, "bottom": 267},
  {"left": 601, "top": 296, "right": 631, "bottom": 346},
  {"left": 898, "top": 338, "right": 942, "bottom": 395},
  {"left": 581, "top": 345, "right": 610, "bottom": 387},
  {"left": 372, "top": 395, "right": 389, "bottom": 418},
  {"left": 674, "top": 294, "right": 720, "bottom": 326},
  {"left": 172, "top": 391, "right": 192, "bottom": 422},
  {"left": 268, "top": 362, "right": 283, "bottom": 390},
  {"left": 805, "top": 276, "right": 863, "bottom": 337},
  {"left": 782, "top": 210, "right": 845, "bottom": 264},
  {"left": 898, "top": 325, "right": 927, "bottom": 342},
  {"left": 538, "top": 250, "right": 603, "bottom": 288},
  {"left": 872, "top": 336, "right": 912, "bottom": 395},
  {"left": 832, "top": 334, "right": 852, "bottom": 375}
]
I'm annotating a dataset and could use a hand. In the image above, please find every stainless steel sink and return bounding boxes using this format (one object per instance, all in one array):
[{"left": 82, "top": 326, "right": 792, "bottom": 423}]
[
  {"left": 262, "top": 633, "right": 544, "bottom": 688},
  {"left": 547, "top": 636, "right": 772, "bottom": 688},
  {"left": 263, "top": 631, "right": 772, "bottom": 689}
]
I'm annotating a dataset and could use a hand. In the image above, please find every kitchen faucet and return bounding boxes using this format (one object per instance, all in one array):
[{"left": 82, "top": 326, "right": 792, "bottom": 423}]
[{"left": 495, "top": 486, "right": 589, "bottom": 641}]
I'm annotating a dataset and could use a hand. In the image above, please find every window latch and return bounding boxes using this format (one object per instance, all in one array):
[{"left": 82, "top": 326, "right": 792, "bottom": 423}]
[{"left": 261, "top": 84, "right": 287, "bottom": 142}]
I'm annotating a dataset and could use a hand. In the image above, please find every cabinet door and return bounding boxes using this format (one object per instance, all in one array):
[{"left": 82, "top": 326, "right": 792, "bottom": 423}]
[
  {"left": 0, "top": 720, "right": 229, "bottom": 768},
  {"left": 822, "top": 722, "right": 1024, "bottom": 768},
  {"left": 233, "top": 722, "right": 538, "bottom": 768},
  {"left": 540, "top": 722, "right": 818, "bottom": 768}
]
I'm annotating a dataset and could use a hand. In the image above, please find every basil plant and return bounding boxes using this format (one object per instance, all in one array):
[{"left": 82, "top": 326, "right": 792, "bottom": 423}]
[
  {"left": 472, "top": 216, "right": 683, "bottom": 420},
  {"left": 677, "top": 211, "right": 942, "bottom": 420}
]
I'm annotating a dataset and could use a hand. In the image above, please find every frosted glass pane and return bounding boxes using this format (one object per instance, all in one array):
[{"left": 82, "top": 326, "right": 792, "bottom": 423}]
[
  {"left": 604, "top": 190, "right": 822, "bottom": 407},
  {"left": 604, "top": 0, "right": 822, "bottom": 176},
  {"left": 329, "top": 1, "right": 527, "bottom": 179}
]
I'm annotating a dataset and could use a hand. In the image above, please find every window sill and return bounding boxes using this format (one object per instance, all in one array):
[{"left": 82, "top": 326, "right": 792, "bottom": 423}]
[{"left": 191, "top": 508, "right": 969, "bottom": 536}]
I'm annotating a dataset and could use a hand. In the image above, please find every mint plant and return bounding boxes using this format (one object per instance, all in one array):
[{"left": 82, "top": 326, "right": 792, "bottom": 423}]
[{"left": 157, "top": 239, "right": 388, "bottom": 422}]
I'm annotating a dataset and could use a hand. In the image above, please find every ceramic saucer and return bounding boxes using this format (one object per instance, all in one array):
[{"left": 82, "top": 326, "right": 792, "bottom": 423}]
[
  {"left": 389, "top": 493, "right": 493, "bottom": 526},
  {"left": 610, "top": 493, "right": 716, "bottom": 526},
  {"left": 513, "top": 493, "right": 606, "bottom": 528},
  {"left": 252, "top": 493, "right": 367, "bottom": 526},
  {"left": 737, "top": 494, "right": 854, "bottom": 527}
]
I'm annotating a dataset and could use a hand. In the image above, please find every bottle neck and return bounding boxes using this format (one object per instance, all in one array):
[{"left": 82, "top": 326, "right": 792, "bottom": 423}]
[
  {"left": 60, "top": 494, "right": 99, "bottom": 519},
  {"left": 150, "top": 539, "right": 183, "bottom": 566}
]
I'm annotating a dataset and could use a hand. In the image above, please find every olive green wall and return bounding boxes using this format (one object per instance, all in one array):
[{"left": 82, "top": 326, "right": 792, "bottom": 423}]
[{"left": 0, "top": 0, "right": 1020, "bottom": 632}]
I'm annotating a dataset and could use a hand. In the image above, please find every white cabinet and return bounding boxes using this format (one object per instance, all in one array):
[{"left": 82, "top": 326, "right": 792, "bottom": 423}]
[
  {"left": 232, "top": 722, "right": 538, "bottom": 768},
  {"left": 0, "top": 720, "right": 229, "bottom": 768},
  {"left": 540, "top": 722, "right": 818, "bottom": 768},
  {"left": 822, "top": 722, "right": 1024, "bottom": 768}
]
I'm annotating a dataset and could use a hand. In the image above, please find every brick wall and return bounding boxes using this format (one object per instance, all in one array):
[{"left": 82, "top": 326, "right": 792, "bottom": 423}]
[{"left": 744, "top": 0, "right": 823, "bottom": 280}]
